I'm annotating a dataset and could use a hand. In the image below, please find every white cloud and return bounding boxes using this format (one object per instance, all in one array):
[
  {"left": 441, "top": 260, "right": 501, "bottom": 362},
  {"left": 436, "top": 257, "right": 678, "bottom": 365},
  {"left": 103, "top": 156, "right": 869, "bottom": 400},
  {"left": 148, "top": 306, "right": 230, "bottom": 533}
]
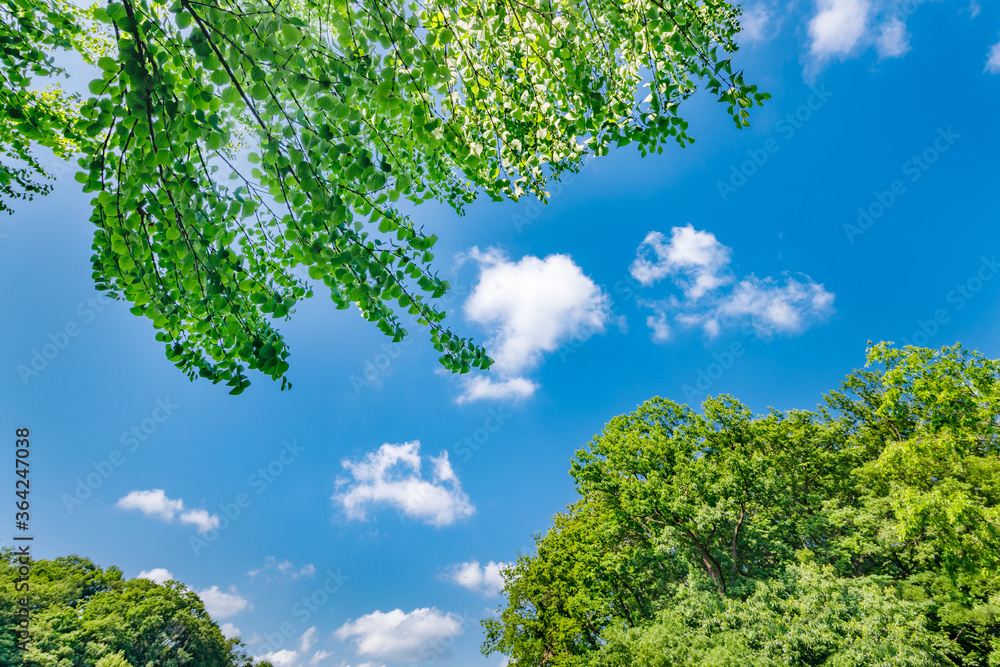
[
  {"left": 714, "top": 275, "right": 836, "bottom": 334},
  {"left": 197, "top": 585, "right": 251, "bottom": 619},
  {"left": 646, "top": 311, "right": 672, "bottom": 343},
  {"left": 137, "top": 568, "right": 173, "bottom": 585},
  {"left": 308, "top": 651, "right": 333, "bottom": 665},
  {"left": 219, "top": 623, "right": 241, "bottom": 639},
  {"left": 261, "top": 649, "right": 299, "bottom": 667},
  {"left": 256, "top": 628, "right": 333, "bottom": 667},
  {"left": 335, "top": 608, "right": 465, "bottom": 663},
  {"left": 180, "top": 508, "right": 221, "bottom": 534},
  {"left": 876, "top": 18, "right": 910, "bottom": 59},
  {"left": 299, "top": 627, "right": 318, "bottom": 653},
  {"left": 248, "top": 556, "right": 316, "bottom": 580},
  {"left": 631, "top": 226, "right": 834, "bottom": 341},
  {"left": 808, "top": 0, "right": 870, "bottom": 59},
  {"left": 117, "top": 489, "right": 220, "bottom": 534},
  {"left": 117, "top": 489, "right": 183, "bottom": 522},
  {"left": 459, "top": 247, "right": 612, "bottom": 401},
  {"left": 804, "top": 0, "right": 933, "bottom": 70},
  {"left": 334, "top": 441, "right": 475, "bottom": 527},
  {"left": 987, "top": 38, "right": 1000, "bottom": 73},
  {"left": 456, "top": 376, "right": 538, "bottom": 404},
  {"left": 630, "top": 226, "right": 732, "bottom": 298},
  {"left": 444, "top": 560, "right": 506, "bottom": 597},
  {"left": 740, "top": 4, "right": 773, "bottom": 43}
]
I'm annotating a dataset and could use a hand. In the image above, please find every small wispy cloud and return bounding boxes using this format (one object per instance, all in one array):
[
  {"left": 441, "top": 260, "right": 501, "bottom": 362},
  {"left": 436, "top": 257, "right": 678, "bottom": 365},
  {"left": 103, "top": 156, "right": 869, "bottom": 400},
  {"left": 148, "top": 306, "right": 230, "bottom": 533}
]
[
  {"left": 137, "top": 567, "right": 174, "bottom": 585},
  {"left": 986, "top": 37, "right": 1000, "bottom": 73},
  {"left": 116, "top": 489, "right": 220, "bottom": 533},
  {"left": 256, "top": 627, "right": 333, "bottom": 667},
  {"left": 443, "top": 560, "right": 506, "bottom": 597},
  {"left": 876, "top": 17, "right": 910, "bottom": 59},
  {"left": 740, "top": 3, "right": 775, "bottom": 43},
  {"left": 808, "top": 0, "right": 870, "bottom": 60},
  {"left": 219, "top": 623, "right": 242, "bottom": 639},
  {"left": 248, "top": 556, "right": 316, "bottom": 581}
]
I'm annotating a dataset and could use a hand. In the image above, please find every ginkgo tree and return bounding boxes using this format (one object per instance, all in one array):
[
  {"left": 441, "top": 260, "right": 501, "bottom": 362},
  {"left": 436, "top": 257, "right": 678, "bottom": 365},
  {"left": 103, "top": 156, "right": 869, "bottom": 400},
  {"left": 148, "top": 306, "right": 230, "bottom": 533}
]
[{"left": 4, "top": 0, "right": 767, "bottom": 393}]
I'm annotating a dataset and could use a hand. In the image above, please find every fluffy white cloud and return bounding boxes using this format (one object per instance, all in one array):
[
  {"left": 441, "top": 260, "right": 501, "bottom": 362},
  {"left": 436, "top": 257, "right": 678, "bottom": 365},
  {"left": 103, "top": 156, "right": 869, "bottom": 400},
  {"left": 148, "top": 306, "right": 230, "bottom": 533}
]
[
  {"left": 630, "top": 226, "right": 732, "bottom": 298},
  {"left": 137, "top": 568, "right": 173, "bottom": 584},
  {"left": 808, "top": 0, "right": 870, "bottom": 59},
  {"left": 334, "top": 441, "right": 474, "bottom": 527},
  {"left": 987, "top": 38, "right": 1000, "bottom": 74},
  {"left": 219, "top": 623, "right": 241, "bottom": 639},
  {"left": 248, "top": 556, "right": 316, "bottom": 580},
  {"left": 715, "top": 275, "right": 835, "bottom": 334},
  {"left": 117, "top": 489, "right": 220, "bottom": 534},
  {"left": 197, "top": 585, "right": 251, "bottom": 619},
  {"left": 117, "top": 489, "right": 183, "bottom": 521},
  {"left": 804, "top": 0, "right": 933, "bottom": 70},
  {"left": 335, "top": 608, "right": 465, "bottom": 663},
  {"left": 876, "top": 17, "right": 910, "bottom": 59},
  {"left": 444, "top": 560, "right": 506, "bottom": 597},
  {"left": 631, "top": 226, "right": 834, "bottom": 341},
  {"left": 459, "top": 247, "right": 612, "bottom": 401}
]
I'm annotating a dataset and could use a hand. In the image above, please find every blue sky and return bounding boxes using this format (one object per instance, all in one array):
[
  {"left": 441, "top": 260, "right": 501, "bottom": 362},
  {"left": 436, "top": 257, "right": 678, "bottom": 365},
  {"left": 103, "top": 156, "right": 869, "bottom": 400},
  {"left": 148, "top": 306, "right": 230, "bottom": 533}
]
[{"left": 3, "top": 1, "right": 1000, "bottom": 665}]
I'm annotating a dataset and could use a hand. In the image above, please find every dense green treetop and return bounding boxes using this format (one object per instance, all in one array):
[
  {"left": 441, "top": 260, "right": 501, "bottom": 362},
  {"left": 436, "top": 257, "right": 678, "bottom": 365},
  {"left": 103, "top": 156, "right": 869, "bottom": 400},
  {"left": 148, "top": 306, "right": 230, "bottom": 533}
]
[
  {"left": 0, "top": 551, "right": 271, "bottom": 666},
  {"left": 1, "top": 0, "right": 766, "bottom": 392},
  {"left": 484, "top": 343, "right": 1000, "bottom": 667}
]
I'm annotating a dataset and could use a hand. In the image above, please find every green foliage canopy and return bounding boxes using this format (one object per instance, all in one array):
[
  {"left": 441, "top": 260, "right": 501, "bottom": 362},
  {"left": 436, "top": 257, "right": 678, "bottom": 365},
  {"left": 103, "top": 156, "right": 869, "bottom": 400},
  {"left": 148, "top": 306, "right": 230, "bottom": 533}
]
[
  {"left": 0, "top": 0, "right": 90, "bottom": 212},
  {"left": 2, "top": 0, "right": 766, "bottom": 392},
  {"left": 0, "top": 552, "right": 270, "bottom": 666},
  {"left": 483, "top": 343, "right": 1000, "bottom": 667}
]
